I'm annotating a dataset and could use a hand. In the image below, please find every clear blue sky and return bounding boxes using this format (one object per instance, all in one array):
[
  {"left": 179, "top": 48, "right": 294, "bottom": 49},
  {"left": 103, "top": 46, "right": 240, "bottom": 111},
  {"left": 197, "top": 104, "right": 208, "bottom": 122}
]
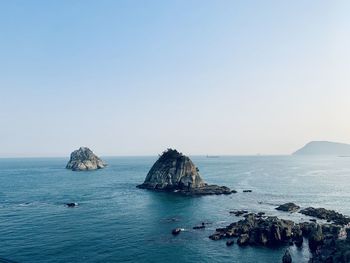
[{"left": 1, "top": 0, "right": 349, "bottom": 157}]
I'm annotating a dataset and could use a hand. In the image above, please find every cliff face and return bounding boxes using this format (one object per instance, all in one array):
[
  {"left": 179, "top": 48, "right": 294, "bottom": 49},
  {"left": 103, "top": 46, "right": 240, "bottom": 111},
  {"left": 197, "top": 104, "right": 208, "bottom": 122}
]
[
  {"left": 138, "top": 149, "right": 205, "bottom": 190},
  {"left": 66, "top": 147, "right": 106, "bottom": 171},
  {"left": 137, "top": 149, "right": 234, "bottom": 195}
]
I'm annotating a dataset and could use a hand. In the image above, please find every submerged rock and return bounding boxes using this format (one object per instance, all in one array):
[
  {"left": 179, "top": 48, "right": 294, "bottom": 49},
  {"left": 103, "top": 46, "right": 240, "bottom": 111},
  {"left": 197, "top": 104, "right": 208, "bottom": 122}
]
[
  {"left": 226, "top": 240, "right": 234, "bottom": 246},
  {"left": 66, "top": 147, "right": 106, "bottom": 171},
  {"left": 276, "top": 203, "right": 300, "bottom": 212},
  {"left": 137, "top": 149, "right": 235, "bottom": 195}
]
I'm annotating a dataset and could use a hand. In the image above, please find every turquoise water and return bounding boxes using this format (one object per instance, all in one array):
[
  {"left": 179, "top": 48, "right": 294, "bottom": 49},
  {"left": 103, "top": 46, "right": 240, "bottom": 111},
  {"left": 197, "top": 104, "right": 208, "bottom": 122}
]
[{"left": 0, "top": 156, "right": 350, "bottom": 263}]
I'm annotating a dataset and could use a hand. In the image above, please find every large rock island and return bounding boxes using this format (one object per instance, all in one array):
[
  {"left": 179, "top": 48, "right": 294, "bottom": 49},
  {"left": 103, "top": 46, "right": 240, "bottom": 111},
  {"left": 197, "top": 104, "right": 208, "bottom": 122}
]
[
  {"left": 66, "top": 147, "right": 107, "bottom": 171},
  {"left": 137, "top": 149, "right": 234, "bottom": 195}
]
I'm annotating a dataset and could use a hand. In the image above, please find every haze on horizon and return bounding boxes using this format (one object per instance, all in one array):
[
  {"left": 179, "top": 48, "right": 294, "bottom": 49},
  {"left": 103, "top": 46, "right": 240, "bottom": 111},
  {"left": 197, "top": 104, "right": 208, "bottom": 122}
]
[{"left": 1, "top": 0, "right": 350, "bottom": 157}]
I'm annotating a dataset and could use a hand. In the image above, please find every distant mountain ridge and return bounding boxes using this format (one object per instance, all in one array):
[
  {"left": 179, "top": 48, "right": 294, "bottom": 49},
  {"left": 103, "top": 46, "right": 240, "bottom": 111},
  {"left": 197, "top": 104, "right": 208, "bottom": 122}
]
[{"left": 293, "top": 141, "right": 350, "bottom": 155}]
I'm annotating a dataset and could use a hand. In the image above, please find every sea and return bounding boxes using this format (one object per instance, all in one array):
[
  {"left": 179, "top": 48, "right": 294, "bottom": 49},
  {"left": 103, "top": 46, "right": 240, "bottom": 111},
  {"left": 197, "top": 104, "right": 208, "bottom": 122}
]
[{"left": 0, "top": 155, "right": 350, "bottom": 263}]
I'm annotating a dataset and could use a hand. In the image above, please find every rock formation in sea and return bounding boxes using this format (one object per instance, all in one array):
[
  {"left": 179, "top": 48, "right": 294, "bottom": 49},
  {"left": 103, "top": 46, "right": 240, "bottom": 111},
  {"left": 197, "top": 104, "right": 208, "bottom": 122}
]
[
  {"left": 137, "top": 148, "right": 234, "bottom": 195},
  {"left": 66, "top": 147, "right": 106, "bottom": 171},
  {"left": 209, "top": 212, "right": 342, "bottom": 250},
  {"left": 208, "top": 207, "right": 350, "bottom": 262},
  {"left": 209, "top": 213, "right": 301, "bottom": 246},
  {"left": 276, "top": 202, "right": 300, "bottom": 212}
]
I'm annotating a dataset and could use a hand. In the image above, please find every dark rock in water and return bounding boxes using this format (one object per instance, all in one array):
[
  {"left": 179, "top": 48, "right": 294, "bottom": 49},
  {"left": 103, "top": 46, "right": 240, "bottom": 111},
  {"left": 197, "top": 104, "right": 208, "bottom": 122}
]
[
  {"left": 276, "top": 203, "right": 300, "bottom": 212},
  {"left": 172, "top": 228, "right": 182, "bottom": 235},
  {"left": 299, "top": 207, "right": 350, "bottom": 225},
  {"left": 226, "top": 240, "right": 234, "bottom": 246},
  {"left": 193, "top": 223, "right": 206, "bottom": 230},
  {"left": 310, "top": 219, "right": 317, "bottom": 223},
  {"left": 209, "top": 233, "right": 222, "bottom": 240},
  {"left": 282, "top": 250, "right": 292, "bottom": 263},
  {"left": 65, "top": 202, "right": 78, "bottom": 207},
  {"left": 230, "top": 210, "right": 249, "bottom": 217},
  {"left": 243, "top": 190, "right": 252, "bottom": 193},
  {"left": 137, "top": 149, "right": 235, "bottom": 195},
  {"left": 66, "top": 147, "right": 106, "bottom": 171}
]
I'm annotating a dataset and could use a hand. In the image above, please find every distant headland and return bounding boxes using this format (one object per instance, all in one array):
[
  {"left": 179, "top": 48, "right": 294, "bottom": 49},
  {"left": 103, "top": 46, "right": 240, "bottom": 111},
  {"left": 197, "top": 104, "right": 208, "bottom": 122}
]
[{"left": 293, "top": 141, "right": 350, "bottom": 156}]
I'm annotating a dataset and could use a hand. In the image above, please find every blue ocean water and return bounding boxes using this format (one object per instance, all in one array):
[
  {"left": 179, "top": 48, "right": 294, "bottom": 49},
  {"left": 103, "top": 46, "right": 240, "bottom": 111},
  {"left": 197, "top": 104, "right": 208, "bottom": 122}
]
[{"left": 0, "top": 156, "right": 350, "bottom": 263}]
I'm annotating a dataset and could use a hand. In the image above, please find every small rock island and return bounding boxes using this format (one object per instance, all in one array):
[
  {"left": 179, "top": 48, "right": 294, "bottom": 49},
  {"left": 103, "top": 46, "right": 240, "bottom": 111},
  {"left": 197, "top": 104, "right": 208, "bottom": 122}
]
[
  {"left": 66, "top": 147, "right": 107, "bottom": 171},
  {"left": 137, "top": 149, "right": 234, "bottom": 195}
]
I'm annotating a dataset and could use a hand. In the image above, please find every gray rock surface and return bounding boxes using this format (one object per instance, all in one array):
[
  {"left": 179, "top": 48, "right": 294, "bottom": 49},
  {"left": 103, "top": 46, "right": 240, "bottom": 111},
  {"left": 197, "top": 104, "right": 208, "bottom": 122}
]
[
  {"left": 137, "top": 149, "right": 234, "bottom": 195},
  {"left": 66, "top": 147, "right": 106, "bottom": 171}
]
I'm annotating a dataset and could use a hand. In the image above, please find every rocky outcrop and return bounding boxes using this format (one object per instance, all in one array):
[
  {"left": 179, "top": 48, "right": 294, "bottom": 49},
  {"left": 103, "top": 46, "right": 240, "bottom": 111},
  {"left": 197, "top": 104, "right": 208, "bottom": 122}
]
[
  {"left": 299, "top": 207, "right": 350, "bottom": 225},
  {"left": 308, "top": 227, "right": 348, "bottom": 262},
  {"left": 276, "top": 203, "right": 300, "bottom": 212},
  {"left": 309, "top": 237, "right": 350, "bottom": 263},
  {"left": 209, "top": 213, "right": 342, "bottom": 250},
  {"left": 207, "top": 207, "right": 348, "bottom": 262},
  {"left": 209, "top": 213, "right": 299, "bottom": 247},
  {"left": 66, "top": 147, "right": 106, "bottom": 171},
  {"left": 137, "top": 149, "right": 235, "bottom": 195}
]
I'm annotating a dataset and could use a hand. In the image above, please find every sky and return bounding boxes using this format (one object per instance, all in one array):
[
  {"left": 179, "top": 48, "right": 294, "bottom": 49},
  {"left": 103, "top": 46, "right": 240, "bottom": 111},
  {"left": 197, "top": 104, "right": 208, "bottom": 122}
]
[{"left": 0, "top": 0, "right": 350, "bottom": 157}]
